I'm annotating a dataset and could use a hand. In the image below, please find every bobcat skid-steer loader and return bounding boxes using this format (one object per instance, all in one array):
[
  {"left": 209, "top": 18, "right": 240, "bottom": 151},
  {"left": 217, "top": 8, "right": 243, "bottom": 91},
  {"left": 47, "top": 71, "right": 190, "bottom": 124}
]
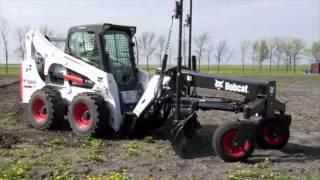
[
  {"left": 21, "top": 21, "right": 291, "bottom": 163},
  {"left": 21, "top": 24, "right": 171, "bottom": 137}
]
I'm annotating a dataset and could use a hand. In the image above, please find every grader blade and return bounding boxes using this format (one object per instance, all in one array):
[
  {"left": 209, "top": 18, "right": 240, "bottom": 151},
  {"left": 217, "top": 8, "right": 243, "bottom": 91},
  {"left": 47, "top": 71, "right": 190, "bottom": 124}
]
[{"left": 167, "top": 112, "right": 201, "bottom": 158}]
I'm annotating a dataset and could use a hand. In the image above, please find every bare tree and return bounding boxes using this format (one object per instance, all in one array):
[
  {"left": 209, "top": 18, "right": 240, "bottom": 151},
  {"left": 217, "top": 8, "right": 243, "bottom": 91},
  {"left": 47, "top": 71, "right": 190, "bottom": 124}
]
[
  {"left": 267, "top": 38, "right": 276, "bottom": 73},
  {"left": 206, "top": 44, "right": 214, "bottom": 72},
  {"left": 194, "top": 33, "right": 210, "bottom": 71},
  {"left": 307, "top": 40, "right": 320, "bottom": 63},
  {"left": 213, "top": 40, "right": 232, "bottom": 74},
  {"left": 255, "top": 39, "right": 269, "bottom": 73},
  {"left": 138, "top": 32, "right": 157, "bottom": 72},
  {"left": 39, "top": 25, "right": 54, "bottom": 36},
  {"left": 0, "top": 18, "right": 10, "bottom": 73},
  {"left": 281, "top": 38, "right": 305, "bottom": 73},
  {"left": 251, "top": 41, "right": 258, "bottom": 71},
  {"left": 290, "top": 38, "right": 305, "bottom": 73},
  {"left": 274, "top": 38, "right": 284, "bottom": 72},
  {"left": 240, "top": 40, "right": 250, "bottom": 73},
  {"left": 15, "top": 26, "right": 30, "bottom": 61},
  {"left": 282, "top": 39, "right": 292, "bottom": 73},
  {"left": 155, "top": 35, "right": 166, "bottom": 66},
  {"left": 39, "top": 25, "right": 66, "bottom": 48}
]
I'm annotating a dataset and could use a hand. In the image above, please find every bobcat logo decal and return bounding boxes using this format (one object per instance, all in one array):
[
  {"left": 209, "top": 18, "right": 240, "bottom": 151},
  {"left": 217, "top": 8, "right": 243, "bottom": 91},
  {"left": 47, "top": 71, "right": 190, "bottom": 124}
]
[{"left": 214, "top": 79, "right": 224, "bottom": 90}]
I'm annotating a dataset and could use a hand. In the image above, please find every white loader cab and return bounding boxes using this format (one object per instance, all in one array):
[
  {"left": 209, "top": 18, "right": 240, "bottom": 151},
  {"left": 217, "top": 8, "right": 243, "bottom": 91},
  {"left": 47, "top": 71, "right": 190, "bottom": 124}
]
[{"left": 21, "top": 23, "right": 171, "bottom": 136}]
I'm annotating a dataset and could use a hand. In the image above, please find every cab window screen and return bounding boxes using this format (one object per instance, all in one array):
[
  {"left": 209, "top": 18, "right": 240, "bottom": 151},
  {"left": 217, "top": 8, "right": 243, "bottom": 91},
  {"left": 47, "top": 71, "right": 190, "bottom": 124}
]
[{"left": 104, "top": 30, "right": 133, "bottom": 85}]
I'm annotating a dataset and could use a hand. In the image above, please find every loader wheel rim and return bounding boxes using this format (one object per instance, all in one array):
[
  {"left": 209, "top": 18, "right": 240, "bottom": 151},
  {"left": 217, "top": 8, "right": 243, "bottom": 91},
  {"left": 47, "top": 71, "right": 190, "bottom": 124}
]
[
  {"left": 222, "top": 130, "right": 250, "bottom": 158},
  {"left": 74, "top": 103, "right": 92, "bottom": 129},
  {"left": 262, "top": 124, "right": 287, "bottom": 145},
  {"left": 32, "top": 99, "right": 48, "bottom": 123}
]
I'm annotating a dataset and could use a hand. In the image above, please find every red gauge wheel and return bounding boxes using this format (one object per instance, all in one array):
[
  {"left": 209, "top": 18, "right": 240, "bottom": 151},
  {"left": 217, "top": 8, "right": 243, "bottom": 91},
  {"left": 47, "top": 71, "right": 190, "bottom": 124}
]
[
  {"left": 212, "top": 122, "right": 255, "bottom": 162},
  {"left": 222, "top": 130, "right": 250, "bottom": 158},
  {"left": 256, "top": 117, "right": 290, "bottom": 150}
]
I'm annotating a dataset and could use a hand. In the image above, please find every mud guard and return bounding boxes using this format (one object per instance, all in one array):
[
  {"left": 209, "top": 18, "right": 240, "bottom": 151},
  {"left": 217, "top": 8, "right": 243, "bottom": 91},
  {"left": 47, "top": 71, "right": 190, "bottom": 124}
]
[
  {"left": 276, "top": 114, "right": 292, "bottom": 129},
  {"left": 166, "top": 112, "right": 201, "bottom": 158},
  {"left": 233, "top": 114, "right": 291, "bottom": 147}
]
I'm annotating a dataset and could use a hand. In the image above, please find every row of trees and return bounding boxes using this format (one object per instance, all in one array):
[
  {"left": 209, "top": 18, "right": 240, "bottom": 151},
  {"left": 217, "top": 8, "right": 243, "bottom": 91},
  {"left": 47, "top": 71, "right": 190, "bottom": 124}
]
[
  {"left": 138, "top": 31, "right": 320, "bottom": 73},
  {"left": 1, "top": 17, "right": 320, "bottom": 74},
  {"left": 245, "top": 38, "right": 319, "bottom": 73}
]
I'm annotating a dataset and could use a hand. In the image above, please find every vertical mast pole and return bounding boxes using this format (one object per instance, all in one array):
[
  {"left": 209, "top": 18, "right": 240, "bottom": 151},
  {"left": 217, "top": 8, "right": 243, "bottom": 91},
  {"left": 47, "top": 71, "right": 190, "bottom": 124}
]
[
  {"left": 176, "top": 0, "right": 184, "bottom": 120},
  {"left": 188, "top": 0, "right": 193, "bottom": 69}
]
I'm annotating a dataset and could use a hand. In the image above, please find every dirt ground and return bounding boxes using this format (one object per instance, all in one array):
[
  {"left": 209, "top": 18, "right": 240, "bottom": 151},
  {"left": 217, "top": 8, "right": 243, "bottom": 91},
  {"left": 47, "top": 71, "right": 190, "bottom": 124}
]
[{"left": 0, "top": 75, "right": 319, "bottom": 179}]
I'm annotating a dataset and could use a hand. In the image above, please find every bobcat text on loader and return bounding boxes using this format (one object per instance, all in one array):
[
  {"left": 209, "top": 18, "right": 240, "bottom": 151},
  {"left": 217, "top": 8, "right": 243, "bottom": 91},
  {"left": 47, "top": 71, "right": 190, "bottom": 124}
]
[{"left": 20, "top": 0, "right": 291, "bottom": 162}]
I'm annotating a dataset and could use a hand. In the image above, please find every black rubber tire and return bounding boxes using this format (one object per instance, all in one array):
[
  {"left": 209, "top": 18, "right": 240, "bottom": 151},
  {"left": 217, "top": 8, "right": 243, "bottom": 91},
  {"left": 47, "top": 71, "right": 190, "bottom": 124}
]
[
  {"left": 68, "top": 93, "right": 109, "bottom": 137},
  {"left": 212, "top": 122, "right": 255, "bottom": 162},
  {"left": 256, "top": 117, "right": 290, "bottom": 150},
  {"left": 28, "top": 87, "right": 65, "bottom": 129}
]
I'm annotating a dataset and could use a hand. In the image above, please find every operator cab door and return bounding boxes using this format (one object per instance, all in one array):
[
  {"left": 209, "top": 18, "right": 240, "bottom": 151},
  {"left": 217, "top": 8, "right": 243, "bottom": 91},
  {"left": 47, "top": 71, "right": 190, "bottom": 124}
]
[{"left": 103, "top": 30, "right": 139, "bottom": 110}]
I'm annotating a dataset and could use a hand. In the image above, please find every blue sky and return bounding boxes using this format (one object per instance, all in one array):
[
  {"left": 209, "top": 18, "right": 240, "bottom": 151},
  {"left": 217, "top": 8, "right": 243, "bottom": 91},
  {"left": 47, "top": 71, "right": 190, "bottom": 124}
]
[{"left": 0, "top": 0, "right": 319, "bottom": 64}]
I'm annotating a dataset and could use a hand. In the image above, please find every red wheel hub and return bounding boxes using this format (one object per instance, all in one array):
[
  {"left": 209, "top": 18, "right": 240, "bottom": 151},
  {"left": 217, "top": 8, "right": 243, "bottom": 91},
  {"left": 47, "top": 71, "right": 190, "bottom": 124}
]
[
  {"left": 222, "top": 130, "right": 250, "bottom": 158},
  {"left": 263, "top": 124, "right": 287, "bottom": 145},
  {"left": 32, "top": 98, "right": 48, "bottom": 123},
  {"left": 73, "top": 103, "right": 92, "bottom": 129}
]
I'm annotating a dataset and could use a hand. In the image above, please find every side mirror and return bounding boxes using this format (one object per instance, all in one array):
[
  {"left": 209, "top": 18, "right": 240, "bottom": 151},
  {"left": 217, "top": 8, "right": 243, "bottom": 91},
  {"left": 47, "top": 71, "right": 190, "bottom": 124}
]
[{"left": 134, "top": 36, "right": 139, "bottom": 65}]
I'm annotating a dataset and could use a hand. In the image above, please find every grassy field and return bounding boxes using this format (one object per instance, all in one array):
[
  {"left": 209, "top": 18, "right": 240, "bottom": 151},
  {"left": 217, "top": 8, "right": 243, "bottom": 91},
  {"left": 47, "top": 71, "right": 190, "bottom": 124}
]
[
  {"left": 1, "top": 63, "right": 318, "bottom": 78},
  {"left": 139, "top": 64, "right": 313, "bottom": 76},
  {"left": 0, "top": 64, "right": 20, "bottom": 75}
]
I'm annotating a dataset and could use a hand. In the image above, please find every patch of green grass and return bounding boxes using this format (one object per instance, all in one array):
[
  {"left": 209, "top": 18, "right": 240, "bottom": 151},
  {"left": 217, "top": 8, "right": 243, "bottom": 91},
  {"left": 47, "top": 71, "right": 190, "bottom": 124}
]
[
  {"left": 0, "top": 159, "right": 32, "bottom": 178},
  {"left": 228, "top": 158, "right": 278, "bottom": 180},
  {"left": 81, "top": 138, "right": 103, "bottom": 149},
  {"left": 0, "top": 147, "right": 37, "bottom": 159},
  {"left": 105, "top": 171, "right": 130, "bottom": 180},
  {"left": 0, "top": 157, "right": 75, "bottom": 179},
  {"left": 161, "top": 141, "right": 174, "bottom": 155},
  {"left": 254, "top": 157, "right": 270, "bottom": 169},
  {"left": 87, "top": 170, "right": 131, "bottom": 180},
  {"left": 275, "top": 175, "right": 320, "bottom": 180},
  {"left": 0, "top": 115, "right": 18, "bottom": 128},
  {"left": 152, "top": 150, "right": 163, "bottom": 159},
  {"left": 50, "top": 163, "right": 75, "bottom": 180},
  {"left": 49, "top": 137, "right": 63, "bottom": 146},
  {"left": 123, "top": 142, "right": 141, "bottom": 157},
  {"left": 143, "top": 136, "right": 155, "bottom": 144},
  {"left": 80, "top": 138, "right": 104, "bottom": 163},
  {"left": 228, "top": 158, "right": 320, "bottom": 180},
  {"left": 84, "top": 152, "right": 104, "bottom": 163},
  {"left": 34, "top": 154, "right": 75, "bottom": 179},
  {"left": 188, "top": 176, "right": 201, "bottom": 180}
]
